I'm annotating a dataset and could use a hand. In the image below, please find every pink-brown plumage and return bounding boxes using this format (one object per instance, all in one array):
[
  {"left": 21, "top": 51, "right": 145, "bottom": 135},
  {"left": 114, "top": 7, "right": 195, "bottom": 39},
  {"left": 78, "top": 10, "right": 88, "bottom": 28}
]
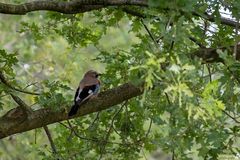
[
  {"left": 68, "top": 70, "right": 101, "bottom": 117},
  {"left": 79, "top": 70, "right": 100, "bottom": 89}
]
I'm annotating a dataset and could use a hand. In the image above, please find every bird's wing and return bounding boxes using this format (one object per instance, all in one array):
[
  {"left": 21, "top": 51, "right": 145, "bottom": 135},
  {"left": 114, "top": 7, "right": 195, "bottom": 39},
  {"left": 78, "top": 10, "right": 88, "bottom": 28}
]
[
  {"left": 75, "top": 84, "right": 98, "bottom": 104},
  {"left": 93, "top": 83, "right": 100, "bottom": 95},
  {"left": 74, "top": 87, "right": 79, "bottom": 101},
  {"left": 74, "top": 87, "right": 82, "bottom": 103}
]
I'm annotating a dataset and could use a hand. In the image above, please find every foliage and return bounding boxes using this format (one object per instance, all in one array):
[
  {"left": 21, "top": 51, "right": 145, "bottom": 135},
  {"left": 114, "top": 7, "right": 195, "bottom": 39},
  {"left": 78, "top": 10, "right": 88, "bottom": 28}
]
[
  {"left": 0, "top": 49, "right": 18, "bottom": 75},
  {"left": 0, "top": 0, "right": 240, "bottom": 160}
]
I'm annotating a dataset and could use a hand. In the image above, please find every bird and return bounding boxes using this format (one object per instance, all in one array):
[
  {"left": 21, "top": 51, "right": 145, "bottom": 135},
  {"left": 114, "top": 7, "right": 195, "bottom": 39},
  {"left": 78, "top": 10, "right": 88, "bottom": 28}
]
[{"left": 68, "top": 70, "right": 100, "bottom": 117}]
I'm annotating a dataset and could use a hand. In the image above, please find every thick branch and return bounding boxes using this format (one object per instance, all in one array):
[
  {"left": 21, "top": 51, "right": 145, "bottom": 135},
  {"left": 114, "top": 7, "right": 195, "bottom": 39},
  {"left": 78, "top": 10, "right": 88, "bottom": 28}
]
[
  {"left": 0, "top": 83, "right": 142, "bottom": 139},
  {"left": 10, "top": 94, "right": 32, "bottom": 114},
  {"left": 0, "top": 0, "right": 238, "bottom": 29},
  {"left": 192, "top": 44, "right": 240, "bottom": 63},
  {"left": 0, "top": 0, "right": 147, "bottom": 15},
  {"left": 196, "top": 12, "right": 239, "bottom": 28},
  {"left": 122, "top": 6, "right": 239, "bottom": 30}
]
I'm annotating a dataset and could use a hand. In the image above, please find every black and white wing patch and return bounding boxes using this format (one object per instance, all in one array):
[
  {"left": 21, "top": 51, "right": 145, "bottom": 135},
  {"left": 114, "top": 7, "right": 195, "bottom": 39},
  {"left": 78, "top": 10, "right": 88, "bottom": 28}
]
[
  {"left": 69, "top": 84, "right": 99, "bottom": 117},
  {"left": 74, "top": 84, "right": 99, "bottom": 104}
]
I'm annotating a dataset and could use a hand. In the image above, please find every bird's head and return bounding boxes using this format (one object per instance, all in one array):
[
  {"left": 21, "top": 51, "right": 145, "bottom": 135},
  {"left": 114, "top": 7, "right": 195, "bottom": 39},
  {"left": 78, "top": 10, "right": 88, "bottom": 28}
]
[{"left": 84, "top": 70, "right": 100, "bottom": 78}]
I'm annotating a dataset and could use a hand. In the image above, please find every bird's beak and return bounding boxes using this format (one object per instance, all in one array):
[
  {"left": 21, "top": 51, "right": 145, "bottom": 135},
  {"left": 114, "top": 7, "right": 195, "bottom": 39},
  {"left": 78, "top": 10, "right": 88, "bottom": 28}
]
[{"left": 98, "top": 73, "right": 103, "bottom": 76}]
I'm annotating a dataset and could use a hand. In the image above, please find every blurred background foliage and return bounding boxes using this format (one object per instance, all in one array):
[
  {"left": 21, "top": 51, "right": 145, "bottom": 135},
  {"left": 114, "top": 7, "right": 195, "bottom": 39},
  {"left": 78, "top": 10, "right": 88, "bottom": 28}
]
[{"left": 0, "top": 0, "right": 240, "bottom": 160}]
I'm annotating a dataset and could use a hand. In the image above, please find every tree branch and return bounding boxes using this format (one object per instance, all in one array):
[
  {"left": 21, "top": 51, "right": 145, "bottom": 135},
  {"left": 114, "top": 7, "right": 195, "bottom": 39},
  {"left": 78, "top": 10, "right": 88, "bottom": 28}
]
[
  {"left": 43, "top": 126, "right": 57, "bottom": 154},
  {"left": 0, "top": 0, "right": 239, "bottom": 30},
  {"left": 59, "top": 121, "right": 127, "bottom": 146},
  {"left": 9, "top": 94, "right": 32, "bottom": 114},
  {"left": 0, "top": 71, "right": 36, "bottom": 115},
  {"left": 0, "top": 82, "right": 143, "bottom": 139},
  {"left": 99, "top": 103, "right": 125, "bottom": 159},
  {"left": 191, "top": 44, "right": 240, "bottom": 63},
  {"left": 0, "top": 0, "right": 147, "bottom": 15},
  {"left": 197, "top": 12, "right": 239, "bottom": 28},
  {"left": 0, "top": 71, "right": 40, "bottom": 95},
  {"left": 222, "top": 110, "right": 240, "bottom": 124}
]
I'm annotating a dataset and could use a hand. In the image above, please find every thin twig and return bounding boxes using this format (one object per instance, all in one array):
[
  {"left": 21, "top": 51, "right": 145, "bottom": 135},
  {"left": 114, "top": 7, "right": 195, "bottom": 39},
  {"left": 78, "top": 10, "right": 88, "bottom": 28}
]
[
  {"left": 140, "top": 19, "right": 159, "bottom": 48},
  {"left": 0, "top": 71, "right": 34, "bottom": 116},
  {"left": 206, "top": 64, "right": 212, "bottom": 82},
  {"left": 222, "top": 110, "right": 240, "bottom": 124},
  {"left": 141, "top": 148, "right": 148, "bottom": 160},
  {"left": 0, "top": 94, "right": 8, "bottom": 98},
  {"left": 43, "top": 126, "right": 57, "bottom": 154},
  {"left": 145, "top": 118, "right": 152, "bottom": 139},
  {"left": 34, "top": 129, "right": 37, "bottom": 144},
  {"left": 189, "top": 37, "right": 206, "bottom": 48},
  {"left": 23, "top": 82, "right": 39, "bottom": 90},
  {"left": 61, "top": 121, "right": 126, "bottom": 146},
  {"left": 85, "top": 111, "right": 101, "bottom": 131},
  {"left": 99, "top": 103, "right": 126, "bottom": 160},
  {"left": 10, "top": 94, "right": 31, "bottom": 113},
  {"left": 172, "top": 149, "right": 175, "bottom": 160},
  {"left": 58, "top": 122, "right": 70, "bottom": 129},
  {"left": 0, "top": 71, "right": 40, "bottom": 95},
  {"left": 226, "top": 66, "right": 240, "bottom": 84},
  {"left": 234, "top": 18, "right": 239, "bottom": 59},
  {"left": 136, "top": 118, "right": 152, "bottom": 160},
  {"left": 112, "top": 126, "right": 121, "bottom": 137},
  {"left": 165, "top": 92, "right": 171, "bottom": 105}
]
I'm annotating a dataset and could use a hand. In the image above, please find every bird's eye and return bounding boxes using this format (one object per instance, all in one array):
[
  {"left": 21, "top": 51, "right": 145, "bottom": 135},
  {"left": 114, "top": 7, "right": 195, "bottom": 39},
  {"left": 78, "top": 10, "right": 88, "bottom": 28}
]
[{"left": 95, "top": 74, "right": 99, "bottom": 78}]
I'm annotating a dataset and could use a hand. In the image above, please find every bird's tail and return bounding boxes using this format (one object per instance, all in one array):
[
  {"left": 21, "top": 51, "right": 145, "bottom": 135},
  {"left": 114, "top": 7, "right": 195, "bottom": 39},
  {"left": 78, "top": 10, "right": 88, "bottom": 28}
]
[{"left": 68, "top": 104, "right": 79, "bottom": 117}]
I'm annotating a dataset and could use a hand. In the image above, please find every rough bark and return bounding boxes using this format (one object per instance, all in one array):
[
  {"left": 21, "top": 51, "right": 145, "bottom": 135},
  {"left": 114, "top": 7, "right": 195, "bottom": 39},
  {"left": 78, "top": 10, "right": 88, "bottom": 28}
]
[
  {"left": 0, "top": 83, "right": 142, "bottom": 139},
  {"left": 0, "top": 0, "right": 147, "bottom": 14},
  {"left": 192, "top": 12, "right": 239, "bottom": 28},
  {"left": 0, "top": 0, "right": 238, "bottom": 29},
  {"left": 192, "top": 44, "right": 240, "bottom": 63}
]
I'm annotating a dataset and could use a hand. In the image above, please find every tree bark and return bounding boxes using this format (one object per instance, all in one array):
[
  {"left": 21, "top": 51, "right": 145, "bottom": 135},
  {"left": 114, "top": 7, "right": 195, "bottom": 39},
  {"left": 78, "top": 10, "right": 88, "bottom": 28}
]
[
  {"left": 0, "top": 0, "right": 238, "bottom": 29},
  {"left": 0, "top": 0, "right": 147, "bottom": 15},
  {"left": 0, "top": 83, "right": 142, "bottom": 139},
  {"left": 192, "top": 44, "right": 240, "bottom": 63}
]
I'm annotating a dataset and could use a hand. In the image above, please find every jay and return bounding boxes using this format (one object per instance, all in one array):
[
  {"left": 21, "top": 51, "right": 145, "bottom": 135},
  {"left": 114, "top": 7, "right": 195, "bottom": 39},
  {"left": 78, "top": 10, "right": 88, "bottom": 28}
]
[{"left": 68, "top": 70, "right": 100, "bottom": 117}]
